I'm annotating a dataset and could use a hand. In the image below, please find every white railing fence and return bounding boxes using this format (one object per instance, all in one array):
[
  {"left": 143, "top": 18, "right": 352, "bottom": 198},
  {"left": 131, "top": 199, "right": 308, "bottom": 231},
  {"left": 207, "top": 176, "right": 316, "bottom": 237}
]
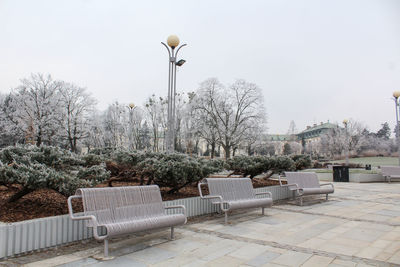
[{"left": 0, "top": 185, "right": 290, "bottom": 259}]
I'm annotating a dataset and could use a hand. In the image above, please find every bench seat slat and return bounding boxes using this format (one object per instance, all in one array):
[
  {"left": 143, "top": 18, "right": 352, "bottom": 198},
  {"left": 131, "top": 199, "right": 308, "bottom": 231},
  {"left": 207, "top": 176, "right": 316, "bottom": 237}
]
[{"left": 103, "top": 214, "right": 186, "bottom": 238}]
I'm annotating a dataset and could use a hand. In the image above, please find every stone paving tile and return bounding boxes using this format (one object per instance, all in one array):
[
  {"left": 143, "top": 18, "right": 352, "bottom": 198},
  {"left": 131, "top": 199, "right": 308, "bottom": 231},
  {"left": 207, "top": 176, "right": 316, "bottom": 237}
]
[
  {"left": 57, "top": 258, "right": 99, "bottom": 267},
  {"left": 330, "top": 258, "right": 357, "bottom": 266},
  {"left": 388, "top": 250, "right": 400, "bottom": 265},
  {"left": 86, "top": 256, "right": 146, "bottom": 267},
  {"left": 228, "top": 243, "right": 269, "bottom": 260},
  {"left": 180, "top": 259, "right": 208, "bottom": 267},
  {"left": 125, "top": 246, "right": 176, "bottom": 264},
  {"left": 205, "top": 255, "right": 244, "bottom": 267},
  {"left": 319, "top": 242, "right": 360, "bottom": 256},
  {"left": 354, "top": 246, "right": 383, "bottom": 260},
  {"left": 340, "top": 228, "right": 384, "bottom": 242},
  {"left": 23, "top": 254, "right": 85, "bottom": 267},
  {"left": 244, "top": 251, "right": 281, "bottom": 266},
  {"left": 270, "top": 251, "right": 312, "bottom": 266},
  {"left": 301, "top": 255, "right": 334, "bottom": 267}
]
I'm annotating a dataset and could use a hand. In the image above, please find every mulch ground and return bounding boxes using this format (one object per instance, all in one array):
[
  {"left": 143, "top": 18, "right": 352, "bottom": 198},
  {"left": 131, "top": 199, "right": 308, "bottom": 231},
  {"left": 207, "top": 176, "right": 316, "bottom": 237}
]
[{"left": 0, "top": 177, "right": 283, "bottom": 223}]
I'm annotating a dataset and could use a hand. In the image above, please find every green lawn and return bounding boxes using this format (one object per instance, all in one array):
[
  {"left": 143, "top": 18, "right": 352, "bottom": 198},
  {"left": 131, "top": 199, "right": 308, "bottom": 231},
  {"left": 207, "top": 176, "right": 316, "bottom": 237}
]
[{"left": 331, "top": 157, "right": 398, "bottom": 167}]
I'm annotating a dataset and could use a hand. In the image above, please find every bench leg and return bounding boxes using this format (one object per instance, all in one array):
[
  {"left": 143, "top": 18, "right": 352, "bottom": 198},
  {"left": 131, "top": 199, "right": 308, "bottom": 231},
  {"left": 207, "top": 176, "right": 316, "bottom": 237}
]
[
  {"left": 224, "top": 212, "right": 228, "bottom": 224},
  {"left": 171, "top": 226, "right": 174, "bottom": 239},
  {"left": 292, "top": 191, "right": 296, "bottom": 200},
  {"left": 104, "top": 239, "right": 109, "bottom": 258},
  {"left": 299, "top": 196, "right": 303, "bottom": 206},
  {"left": 262, "top": 207, "right": 265, "bottom": 215},
  {"left": 326, "top": 194, "right": 328, "bottom": 201}
]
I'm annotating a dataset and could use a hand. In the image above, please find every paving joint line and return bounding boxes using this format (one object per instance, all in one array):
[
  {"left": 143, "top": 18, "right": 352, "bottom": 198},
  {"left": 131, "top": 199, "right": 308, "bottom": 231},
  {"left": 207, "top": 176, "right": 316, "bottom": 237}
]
[
  {"left": 185, "top": 225, "right": 392, "bottom": 267},
  {"left": 271, "top": 206, "right": 400, "bottom": 226},
  {"left": 334, "top": 186, "right": 400, "bottom": 195},
  {"left": 331, "top": 195, "right": 400, "bottom": 205}
]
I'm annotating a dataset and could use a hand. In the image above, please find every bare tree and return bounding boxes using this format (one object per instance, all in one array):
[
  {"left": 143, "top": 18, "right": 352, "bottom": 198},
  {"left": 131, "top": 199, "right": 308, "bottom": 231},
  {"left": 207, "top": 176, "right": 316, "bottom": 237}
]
[
  {"left": 194, "top": 78, "right": 266, "bottom": 159},
  {"left": 102, "top": 101, "right": 128, "bottom": 148},
  {"left": 319, "top": 119, "right": 365, "bottom": 158},
  {"left": 144, "top": 95, "right": 167, "bottom": 152},
  {"left": 5, "top": 73, "right": 63, "bottom": 146},
  {"left": 58, "top": 83, "right": 97, "bottom": 152}
]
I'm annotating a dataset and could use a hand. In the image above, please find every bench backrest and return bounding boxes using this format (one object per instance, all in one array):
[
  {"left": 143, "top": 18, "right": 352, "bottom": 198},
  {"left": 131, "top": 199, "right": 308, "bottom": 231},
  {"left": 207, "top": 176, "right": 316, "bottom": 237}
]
[
  {"left": 381, "top": 166, "right": 400, "bottom": 176},
  {"left": 284, "top": 172, "right": 320, "bottom": 190},
  {"left": 204, "top": 178, "right": 255, "bottom": 203},
  {"left": 75, "top": 185, "right": 164, "bottom": 226}
]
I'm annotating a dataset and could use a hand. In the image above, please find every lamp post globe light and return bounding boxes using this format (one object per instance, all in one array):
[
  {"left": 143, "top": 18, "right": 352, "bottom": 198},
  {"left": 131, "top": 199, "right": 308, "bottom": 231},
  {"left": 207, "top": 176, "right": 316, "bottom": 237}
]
[
  {"left": 393, "top": 91, "right": 400, "bottom": 166},
  {"left": 343, "top": 119, "right": 349, "bottom": 166},
  {"left": 161, "top": 35, "right": 187, "bottom": 153}
]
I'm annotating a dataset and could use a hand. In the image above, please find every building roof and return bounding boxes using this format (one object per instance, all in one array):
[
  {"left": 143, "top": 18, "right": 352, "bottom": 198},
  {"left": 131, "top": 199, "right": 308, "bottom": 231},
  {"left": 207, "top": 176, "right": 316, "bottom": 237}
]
[
  {"left": 299, "top": 122, "right": 338, "bottom": 135},
  {"left": 265, "top": 134, "right": 294, "bottom": 141}
]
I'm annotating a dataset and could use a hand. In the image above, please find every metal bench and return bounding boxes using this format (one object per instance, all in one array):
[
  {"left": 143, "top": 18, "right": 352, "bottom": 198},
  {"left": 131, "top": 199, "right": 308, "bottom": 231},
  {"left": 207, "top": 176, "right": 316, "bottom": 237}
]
[
  {"left": 381, "top": 166, "right": 400, "bottom": 183},
  {"left": 67, "top": 185, "right": 186, "bottom": 257},
  {"left": 198, "top": 178, "right": 273, "bottom": 224},
  {"left": 279, "top": 172, "right": 334, "bottom": 206}
]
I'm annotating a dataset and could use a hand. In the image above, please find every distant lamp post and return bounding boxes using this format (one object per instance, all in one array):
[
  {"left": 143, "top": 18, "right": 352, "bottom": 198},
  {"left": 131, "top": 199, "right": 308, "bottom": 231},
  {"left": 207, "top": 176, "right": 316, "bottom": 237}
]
[
  {"left": 161, "top": 35, "right": 187, "bottom": 153},
  {"left": 343, "top": 119, "right": 349, "bottom": 166},
  {"left": 393, "top": 91, "right": 400, "bottom": 166},
  {"left": 128, "top": 103, "right": 136, "bottom": 150},
  {"left": 129, "top": 103, "right": 136, "bottom": 110}
]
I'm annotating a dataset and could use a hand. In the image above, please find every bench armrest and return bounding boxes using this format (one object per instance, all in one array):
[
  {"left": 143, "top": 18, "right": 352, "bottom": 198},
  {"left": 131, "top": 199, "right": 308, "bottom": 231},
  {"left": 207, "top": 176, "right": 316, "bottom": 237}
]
[
  {"left": 198, "top": 181, "right": 224, "bottom": 202},
  {"left": 255, "top": 191, "right": 272, "bottom": 198},
  {"left": 165, "top": 205, "right": 187, "bottom": 219},
  {"left": 285, "top": 183, "right": 300, "bottom": 190},
  {"left": 320, "top": 183, "right": 334, "bottom": 188},
  {"left": 278, "top": 176, "right": 300, "bottom": 190},
  {"left": 278, "top": 175, "right": 284, "bottom": 186},
  {"left": 67, "top": 195, "right": 98, "bottom": 224}
]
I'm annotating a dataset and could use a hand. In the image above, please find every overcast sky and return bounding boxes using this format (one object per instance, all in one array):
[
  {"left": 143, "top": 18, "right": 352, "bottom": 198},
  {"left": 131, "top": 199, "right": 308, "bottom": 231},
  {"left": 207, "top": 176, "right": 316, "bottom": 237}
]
[{"left": 1, "top": 0, "right": 399, "bottom": 134}]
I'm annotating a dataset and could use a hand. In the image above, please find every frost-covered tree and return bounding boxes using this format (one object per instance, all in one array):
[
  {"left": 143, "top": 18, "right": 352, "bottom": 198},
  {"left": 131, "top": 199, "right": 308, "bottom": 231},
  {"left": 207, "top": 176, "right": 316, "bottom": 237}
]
[
  {"left": 58, "top": 83, "right": 97, "bottom": 152},
  {"left": 144, "top": 95, "right": 167, "bottom": 152},
  {"left": 102, "top": 101, "right": 129, "bottom": 148},
  {"left": 319, "top": 119, "right": 365, "bottom": 158},
  {"left": 194, "top": 78, "right": 266, "bottom": 159},
  {"left": 4, "top": 73, "right": 63, "bottom": 146}
]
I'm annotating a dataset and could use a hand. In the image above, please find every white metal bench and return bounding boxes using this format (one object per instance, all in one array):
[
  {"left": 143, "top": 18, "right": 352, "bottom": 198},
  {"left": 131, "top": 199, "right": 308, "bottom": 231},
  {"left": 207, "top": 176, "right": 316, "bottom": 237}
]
[
  {"left": 381, "top": 166, "right": 400, "bottom": 183},
  {"left": 279, "top": 172, "right": 334, "bottom": 206},
  {"left": 198, "top": 178, "right": 273, "bottom": 224},
  {"left": 67, "top": 185, "right": 186, "bottom": 257}
]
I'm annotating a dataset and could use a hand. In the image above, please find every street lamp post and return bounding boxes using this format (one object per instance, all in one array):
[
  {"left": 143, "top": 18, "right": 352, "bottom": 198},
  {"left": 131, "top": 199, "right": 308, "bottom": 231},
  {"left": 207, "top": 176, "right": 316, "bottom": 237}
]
[
  {"left": 393, "top": 91, "right": 400, "bottom": 166},
  {"left": 161, "top": 35, "right": 187, "bottom": 153},
  {"left": 343, "top": 119, "right": 349, "bottom": 166},
  {"left": 128, "top": 103, "right": 136, "bottom": 150}
]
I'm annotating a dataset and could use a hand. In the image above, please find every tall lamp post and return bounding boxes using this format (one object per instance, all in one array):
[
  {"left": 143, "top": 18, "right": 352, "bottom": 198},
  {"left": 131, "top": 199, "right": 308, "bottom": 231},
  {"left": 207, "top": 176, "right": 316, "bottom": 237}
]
[
  {"left": 393, "top": 91, "right": 400, "bottom": 166},
  {"left": 128, "top": 103, "right": 136, "bottom": 150},
  {"left": 161, "top": 35, "right": 187, "bottom": 153},
  {"left": 343, "top": 119, "right": 349, "bottom": 166}
]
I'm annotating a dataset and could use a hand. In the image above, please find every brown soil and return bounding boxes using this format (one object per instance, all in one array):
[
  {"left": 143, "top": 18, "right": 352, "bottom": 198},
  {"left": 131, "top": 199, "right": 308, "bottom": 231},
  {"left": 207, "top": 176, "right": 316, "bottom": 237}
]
[{"left": 0, "top": 177, "right": 283, "bottom": 223}]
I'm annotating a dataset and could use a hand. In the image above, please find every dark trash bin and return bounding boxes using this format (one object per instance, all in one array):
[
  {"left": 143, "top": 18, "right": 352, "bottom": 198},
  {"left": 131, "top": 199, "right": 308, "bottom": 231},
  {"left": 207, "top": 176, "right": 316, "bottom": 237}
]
[{"left": 333, "top": 165, "right": 349, "bottom": 182}]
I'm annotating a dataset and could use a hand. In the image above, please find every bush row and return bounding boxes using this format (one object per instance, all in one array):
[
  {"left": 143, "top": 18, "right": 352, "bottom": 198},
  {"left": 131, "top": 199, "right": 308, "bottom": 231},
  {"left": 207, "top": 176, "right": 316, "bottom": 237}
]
[
  {"left": 0, "top": 145, "right": 311, "bottom": 202},
  {"left": 226, "top": 154, "right": 311, "bottom": 178},
  {"left": 0, "top": 145, "right": 110, "bottom": 202}
]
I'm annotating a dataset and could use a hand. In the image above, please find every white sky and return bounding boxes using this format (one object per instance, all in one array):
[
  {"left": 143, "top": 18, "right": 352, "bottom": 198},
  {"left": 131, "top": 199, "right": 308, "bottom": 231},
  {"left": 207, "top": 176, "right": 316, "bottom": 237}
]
[{"left": 0, "top": 0, "right": 399, "bottom": 134}]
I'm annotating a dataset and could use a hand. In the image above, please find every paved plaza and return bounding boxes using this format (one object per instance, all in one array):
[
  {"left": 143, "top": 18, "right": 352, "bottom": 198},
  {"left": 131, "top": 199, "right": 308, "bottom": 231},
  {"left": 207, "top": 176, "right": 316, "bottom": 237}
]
[{"left": 3, "top": 182, "right": 400, "bottom": 267}]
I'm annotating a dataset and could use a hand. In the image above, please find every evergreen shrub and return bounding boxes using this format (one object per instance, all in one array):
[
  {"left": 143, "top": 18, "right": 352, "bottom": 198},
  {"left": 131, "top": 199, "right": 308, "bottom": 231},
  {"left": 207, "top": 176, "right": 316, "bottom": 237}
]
[{"left": 0, "top": 145, "right": 110, "bottom": 202}]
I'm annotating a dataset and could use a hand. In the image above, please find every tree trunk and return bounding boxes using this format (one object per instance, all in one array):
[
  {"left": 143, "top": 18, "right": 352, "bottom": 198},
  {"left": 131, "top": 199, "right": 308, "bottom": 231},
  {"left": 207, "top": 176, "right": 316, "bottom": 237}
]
[
  {"left": 211, "top": 142, "right": 216, "bottom": 159},
  {"left": 224, "top": 146, "right": 231, "bottom": 159},
  {"left": 7, "top": 187, "right": 34, "bottom": 203}
]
